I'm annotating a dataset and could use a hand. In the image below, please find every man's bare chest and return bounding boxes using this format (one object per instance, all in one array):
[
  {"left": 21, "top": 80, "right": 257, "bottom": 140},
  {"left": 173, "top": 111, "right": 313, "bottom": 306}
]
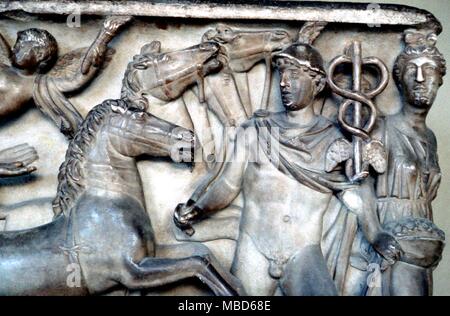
[{"left": 243, "top": 160, "right": 331, "bottom": 207}]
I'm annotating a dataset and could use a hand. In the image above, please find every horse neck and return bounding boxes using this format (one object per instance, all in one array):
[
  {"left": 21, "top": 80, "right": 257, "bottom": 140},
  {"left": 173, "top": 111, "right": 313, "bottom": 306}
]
[{"left": 83, "top": 129, "right": 145, "bottom": 207}]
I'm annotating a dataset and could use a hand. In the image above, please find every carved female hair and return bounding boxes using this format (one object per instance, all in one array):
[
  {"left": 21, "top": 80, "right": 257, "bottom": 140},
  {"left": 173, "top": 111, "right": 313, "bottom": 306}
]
[{"left": 394, "top": 29, "right": 447, "bottom": 85}]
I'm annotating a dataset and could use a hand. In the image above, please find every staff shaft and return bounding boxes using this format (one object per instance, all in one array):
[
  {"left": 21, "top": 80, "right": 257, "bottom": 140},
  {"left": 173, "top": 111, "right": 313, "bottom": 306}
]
[{"left": 351, "top": 41, "right": 363, "bottom": 176}]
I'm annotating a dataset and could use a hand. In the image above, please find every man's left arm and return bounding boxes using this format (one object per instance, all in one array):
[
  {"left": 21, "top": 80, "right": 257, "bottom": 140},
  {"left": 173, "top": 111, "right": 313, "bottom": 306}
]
[
  {"left": 174, "top": 126, "right": 250, "bottom": 235},
  {"left": 338, "top": 179, "right": 403, "bottom": 264}
]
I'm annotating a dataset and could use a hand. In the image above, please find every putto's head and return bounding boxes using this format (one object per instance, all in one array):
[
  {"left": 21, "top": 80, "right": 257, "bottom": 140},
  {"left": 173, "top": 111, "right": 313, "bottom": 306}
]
[
  {"left": 12, "top": 28, "right": 58, "bottom": 73},
  {"left": 394, "top": 29, "right": 446, "bottom": 109},
  {"left": 273, "top": 43, "right": 326, "bottom": 111}
]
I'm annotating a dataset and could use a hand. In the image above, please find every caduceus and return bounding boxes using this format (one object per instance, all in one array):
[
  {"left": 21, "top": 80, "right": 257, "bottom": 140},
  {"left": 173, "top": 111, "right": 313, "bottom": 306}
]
[{"left": 326, "top": 41, "right": 389, "bottom": 182}]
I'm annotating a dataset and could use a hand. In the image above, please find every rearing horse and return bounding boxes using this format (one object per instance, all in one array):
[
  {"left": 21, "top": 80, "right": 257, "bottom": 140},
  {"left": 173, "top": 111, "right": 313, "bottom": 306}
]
[{"left": 0, "top": 99, "right": 244, "bottom": 296}]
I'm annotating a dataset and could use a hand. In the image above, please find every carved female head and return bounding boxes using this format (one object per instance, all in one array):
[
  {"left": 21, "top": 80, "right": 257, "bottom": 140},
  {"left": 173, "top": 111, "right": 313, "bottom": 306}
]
[
  {"left": 394, "top": 29, "right": 446, "bottom": 109},
  {"left": 12, "top": 28, "right": 58, "bottom": 73}
]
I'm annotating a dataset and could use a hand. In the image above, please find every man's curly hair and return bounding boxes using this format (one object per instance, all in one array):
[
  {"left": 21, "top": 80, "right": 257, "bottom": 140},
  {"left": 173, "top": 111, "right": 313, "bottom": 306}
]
[{"left": 16, "top": 28, "right": 58, "bottom": 73}]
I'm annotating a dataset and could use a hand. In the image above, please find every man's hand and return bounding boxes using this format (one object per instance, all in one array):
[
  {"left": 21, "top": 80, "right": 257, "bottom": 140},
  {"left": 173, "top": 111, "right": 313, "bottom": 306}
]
[
  {"left": 174, "top": 202, "right": 202, "bottom": 236},
  {"left": 103, "top": 16, "right": 133, "bottom": 34},
  {"left": 0, "top": 143, "right": 38, "bottom": 177},
  {"left": 81, "top": 16, "right": 133, "bottom": 75},
  {"left": 373, "top": 231, "right": 403, "bottom": 265}
]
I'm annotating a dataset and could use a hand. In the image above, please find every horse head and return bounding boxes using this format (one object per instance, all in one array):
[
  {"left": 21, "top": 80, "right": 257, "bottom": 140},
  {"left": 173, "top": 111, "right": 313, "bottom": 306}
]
[
  {"left": 121, "top": 41, "right": 222, "bottom": 105},
  {"left": 202, "top": 24, "right": 292, "bottom": 72},
  {"left": 106, "top": 99, "right": 195, "bottom": 163}
]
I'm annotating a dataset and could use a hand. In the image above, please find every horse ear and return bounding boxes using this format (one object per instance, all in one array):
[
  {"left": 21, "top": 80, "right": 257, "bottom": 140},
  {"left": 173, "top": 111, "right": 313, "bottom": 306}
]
[
  {"left": 298, "top": 21, "right": 327, "bottom": 45},
  {"left": 141, "top": 41, "right": 161, "bottom": 55},
  {"left": 202, "top": 29, "right": 216, "bottom": 42}
]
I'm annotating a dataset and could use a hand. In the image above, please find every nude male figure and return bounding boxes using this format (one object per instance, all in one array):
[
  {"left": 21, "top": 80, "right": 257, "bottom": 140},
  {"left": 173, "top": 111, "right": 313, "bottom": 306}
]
[{"left": 174, "top": 43, "right": 401, "bottom": 295}]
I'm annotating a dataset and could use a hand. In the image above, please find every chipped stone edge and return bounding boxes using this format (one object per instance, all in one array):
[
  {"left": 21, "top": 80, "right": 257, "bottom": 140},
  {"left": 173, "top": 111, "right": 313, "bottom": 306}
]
[{"left": 0, "top": 1, "right": 442, "bottom": 33}]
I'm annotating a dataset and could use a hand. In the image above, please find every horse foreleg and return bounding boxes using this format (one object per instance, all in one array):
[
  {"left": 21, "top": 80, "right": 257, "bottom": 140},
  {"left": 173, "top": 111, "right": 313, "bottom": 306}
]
[{"left": 121, "top": 256, "right": 242, "bottom": 296}]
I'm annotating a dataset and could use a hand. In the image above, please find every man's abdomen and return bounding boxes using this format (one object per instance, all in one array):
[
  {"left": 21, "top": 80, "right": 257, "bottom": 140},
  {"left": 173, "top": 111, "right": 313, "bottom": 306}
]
[{"left": 241, "top": 161, "right": 333, "bottom": 262}]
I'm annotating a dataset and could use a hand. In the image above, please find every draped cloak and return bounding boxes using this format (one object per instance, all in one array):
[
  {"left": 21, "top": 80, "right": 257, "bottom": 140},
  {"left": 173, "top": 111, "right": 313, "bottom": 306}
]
[
  {"left": 376, "top": 115, "right": 441, "bottom": 223},
  {"left": 340, "top": 115, "right": 442, "bottom": 296},
  {"left": 251, "top": 111, "right": 359, "bottom": 291}
]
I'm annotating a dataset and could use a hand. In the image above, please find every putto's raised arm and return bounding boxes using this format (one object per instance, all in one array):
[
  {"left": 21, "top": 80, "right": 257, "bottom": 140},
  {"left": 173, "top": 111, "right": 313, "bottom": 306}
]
[
  {"left": 33, "top": 16, "right": 132, "bottom": 138},
  {"left": 51, "top": 16, "right": 132, "bottom": 93},
  {"left": 83, "top": 16, "right": 132, "bottom": 74}
]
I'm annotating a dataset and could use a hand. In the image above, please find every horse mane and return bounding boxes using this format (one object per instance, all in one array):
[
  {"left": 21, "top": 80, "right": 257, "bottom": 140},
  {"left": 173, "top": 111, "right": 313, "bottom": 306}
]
[
  {"left": 52, "top": 99, "right": 128, "bottom": 216},
  {"left": 121, "top": 52, "right": 151, "bottom": 110}
]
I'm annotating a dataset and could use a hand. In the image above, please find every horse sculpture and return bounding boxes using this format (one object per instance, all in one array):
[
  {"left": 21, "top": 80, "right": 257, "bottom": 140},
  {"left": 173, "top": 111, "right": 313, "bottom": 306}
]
[
  {"left": 120, "top": 28, "right": 292, "bottom": 165},
  {"left": 121, "top": 40, "right": 223, "bottom": 166},
  {"left": 0, "top": 99, "right": 244, "bottom": 296},
  {"left": 202, "top": 24, "right": 292, "bottom": 120},
  {"left": 121, "top": 40, "right": 222, "bottom": 108},
  {"left": 115, "top": 29, "right": 293, "bottom": 258},
  {"left": 179, "top": 26, "right": 293, "bottom": 232}
]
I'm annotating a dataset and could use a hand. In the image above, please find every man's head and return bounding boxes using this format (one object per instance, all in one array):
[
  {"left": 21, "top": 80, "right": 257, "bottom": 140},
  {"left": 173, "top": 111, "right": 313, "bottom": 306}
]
[
  {"left": 12, "top": 28, "right": 58, "bottom": 73},
  {"left": 394, "top": 29, "right": 446, "bottom": 109},
  {"left": 273, "top": 43, "right": 326, "bottom": 111}
]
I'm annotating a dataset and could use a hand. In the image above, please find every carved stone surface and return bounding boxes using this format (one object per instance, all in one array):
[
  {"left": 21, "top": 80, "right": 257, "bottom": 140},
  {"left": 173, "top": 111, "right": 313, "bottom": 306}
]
[{"left": 0, "top": 0, "right": 448, "bottom": 296}]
